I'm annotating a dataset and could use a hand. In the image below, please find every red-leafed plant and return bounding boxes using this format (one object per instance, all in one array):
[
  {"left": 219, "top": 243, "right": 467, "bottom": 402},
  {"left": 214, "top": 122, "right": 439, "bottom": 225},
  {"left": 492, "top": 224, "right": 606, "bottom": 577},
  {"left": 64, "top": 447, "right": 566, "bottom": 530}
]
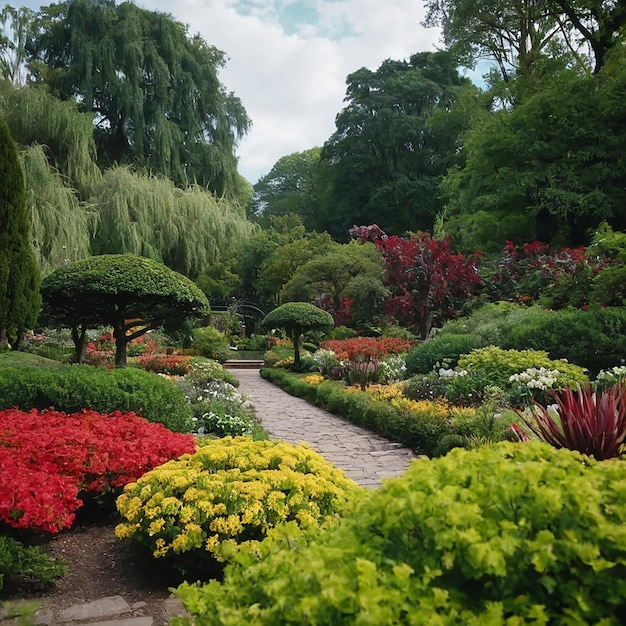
[
  {"left": 0, "top": 408, "right": 196, "bottom": 533},
  {"left": 320, "top": 336, "right": 412, "bottom": 361},
  {"left": 350, "top": 225, "right": 481, "bottom": 338},
  {"left": 519, "top": 384, "right": 626, "bottom": 460}
]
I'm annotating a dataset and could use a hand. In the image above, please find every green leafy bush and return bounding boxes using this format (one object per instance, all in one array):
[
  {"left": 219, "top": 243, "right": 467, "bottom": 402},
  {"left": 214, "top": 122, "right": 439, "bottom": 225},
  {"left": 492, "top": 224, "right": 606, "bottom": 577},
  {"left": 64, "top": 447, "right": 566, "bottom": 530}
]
[
  {"left": 457, "top": 346, "right": 588, "bottom": 390},
  {"left": 192, "top": 326, "right": 231, "bottom": 361},
  {"left": 0, "top": 535, "right": 67, "bottom": 591},
  {"left": 173, "top": 442, "right": 626, "bottom": 625},
  {"left": 499, "top": 306, "right": 626, "bottom": 376},
  {"left": 0, "top": 365, "right": 192, "bottom": 432},
  {"left": 405, "top": 333, "right": 482, "bottom": 375},
  {"left": 116, "top": 437, "right": 361, "bottom": 580}
]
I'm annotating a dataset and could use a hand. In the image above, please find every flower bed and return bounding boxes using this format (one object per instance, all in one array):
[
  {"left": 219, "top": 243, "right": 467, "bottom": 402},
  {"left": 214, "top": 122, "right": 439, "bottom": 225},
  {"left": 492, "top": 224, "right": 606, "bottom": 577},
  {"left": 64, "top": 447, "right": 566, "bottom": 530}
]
[{"left": 0, "top": 408, "right": 195, "bottom": 533}]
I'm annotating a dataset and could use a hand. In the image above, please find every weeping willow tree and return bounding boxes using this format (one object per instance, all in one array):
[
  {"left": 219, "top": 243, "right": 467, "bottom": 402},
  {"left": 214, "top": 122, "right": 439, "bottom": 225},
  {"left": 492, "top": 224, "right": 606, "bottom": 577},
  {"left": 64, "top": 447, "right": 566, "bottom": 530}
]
[
  {"left": 21, "top": 145, "right": 97, "bottom": 275},
  {"left": 1, "top": 84, "right": 101, "bottom": 197},
  {"left": 26, "top": 0, "right": 250, "bottom": 197},
  {"left": 89, "top": 167, "right": 256, "bottom": 278}
]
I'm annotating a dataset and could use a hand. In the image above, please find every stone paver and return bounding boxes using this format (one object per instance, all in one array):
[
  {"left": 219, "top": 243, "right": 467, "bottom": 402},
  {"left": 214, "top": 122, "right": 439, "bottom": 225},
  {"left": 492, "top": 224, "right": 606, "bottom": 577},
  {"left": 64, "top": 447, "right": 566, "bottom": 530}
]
[{"left": 232, "top": 368, "right": 417, "bottom": 488}]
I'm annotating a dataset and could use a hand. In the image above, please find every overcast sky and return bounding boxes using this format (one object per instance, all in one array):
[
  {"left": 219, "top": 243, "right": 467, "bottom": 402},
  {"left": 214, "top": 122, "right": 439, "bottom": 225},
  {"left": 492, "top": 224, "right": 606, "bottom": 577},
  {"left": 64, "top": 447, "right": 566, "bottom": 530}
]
[{"left": 19, "top": 0, "right": 447, "bottom": 184}]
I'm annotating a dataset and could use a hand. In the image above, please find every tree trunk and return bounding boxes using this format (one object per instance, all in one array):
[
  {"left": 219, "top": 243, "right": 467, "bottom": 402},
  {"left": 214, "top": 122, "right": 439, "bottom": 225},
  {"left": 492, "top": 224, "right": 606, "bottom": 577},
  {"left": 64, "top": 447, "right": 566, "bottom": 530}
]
[
  {"left": 292, "top": 330, "right": 301, "bottom": 368},
  {"left": 71, "top": 324, "right": 88, "bottom": 364}
]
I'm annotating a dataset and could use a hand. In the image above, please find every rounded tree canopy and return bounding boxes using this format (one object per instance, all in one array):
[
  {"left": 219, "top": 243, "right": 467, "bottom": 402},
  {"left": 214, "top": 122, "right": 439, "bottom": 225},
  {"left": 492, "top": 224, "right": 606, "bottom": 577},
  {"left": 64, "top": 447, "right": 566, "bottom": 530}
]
[
  {"left": 42, "top": 254, "right": 210, "bottom": 324},
  {"left": 262, "top": 302, "right": 334, "bottom": 334}
]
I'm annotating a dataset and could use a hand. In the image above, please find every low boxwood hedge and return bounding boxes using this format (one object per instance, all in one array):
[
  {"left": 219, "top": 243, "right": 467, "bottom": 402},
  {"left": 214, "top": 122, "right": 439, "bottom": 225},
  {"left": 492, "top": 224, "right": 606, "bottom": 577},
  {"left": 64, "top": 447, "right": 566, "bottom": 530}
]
[{"left": 0, "top": 365, "right": 192, "bottom": 432}]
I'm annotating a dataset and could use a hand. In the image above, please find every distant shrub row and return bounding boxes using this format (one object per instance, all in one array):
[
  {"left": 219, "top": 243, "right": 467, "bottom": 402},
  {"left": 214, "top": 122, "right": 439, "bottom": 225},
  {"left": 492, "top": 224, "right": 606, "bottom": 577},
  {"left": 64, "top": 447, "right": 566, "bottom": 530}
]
[{"left": 406, "top": 303, "right": 626, "bottom": 376}]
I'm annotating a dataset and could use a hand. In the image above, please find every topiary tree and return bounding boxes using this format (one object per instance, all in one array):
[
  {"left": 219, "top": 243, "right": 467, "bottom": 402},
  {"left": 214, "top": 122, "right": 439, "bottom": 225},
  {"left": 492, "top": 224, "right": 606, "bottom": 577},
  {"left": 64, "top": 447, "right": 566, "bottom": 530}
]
[
  {"left": 41, "top": 254, "right": 210, "bottom": 367},
  {"left": 262, "top": 302, "right": 334, "bottom": 368},
  {"left": 0, "top": 117, "right": 41, "bottom": 349}
]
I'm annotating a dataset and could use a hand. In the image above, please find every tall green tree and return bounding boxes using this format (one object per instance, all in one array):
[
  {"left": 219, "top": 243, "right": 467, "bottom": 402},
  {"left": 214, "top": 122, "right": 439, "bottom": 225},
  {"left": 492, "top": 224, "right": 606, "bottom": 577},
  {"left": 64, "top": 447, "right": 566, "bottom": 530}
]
[
  {"left": 0, "top": 117, "right": 40, "bottom": 348},
  {"left": 440, "top": 60, "right": 626, "bottom": 250},
  {"left": 251, "top": 148, "right": 333, "bottom": 232},
  {"left": 321, "top": 51, "right": 473, "bottom": 240},
  {"left": 423, "top": 0, "right": 625, "bottom": 80},
  {"left": 25, "top": 0, "right": 250, "bottom": 197}
]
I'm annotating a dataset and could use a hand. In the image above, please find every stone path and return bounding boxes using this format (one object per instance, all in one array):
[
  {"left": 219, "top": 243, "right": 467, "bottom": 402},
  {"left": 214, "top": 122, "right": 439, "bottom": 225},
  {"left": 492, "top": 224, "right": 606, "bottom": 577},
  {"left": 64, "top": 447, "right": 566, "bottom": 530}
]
[
  {"left": 2, "top": 366, "right": 416, "bottom": 626},
  {"left": 232, "top": 368, "right": 417, "bottom": 488}
]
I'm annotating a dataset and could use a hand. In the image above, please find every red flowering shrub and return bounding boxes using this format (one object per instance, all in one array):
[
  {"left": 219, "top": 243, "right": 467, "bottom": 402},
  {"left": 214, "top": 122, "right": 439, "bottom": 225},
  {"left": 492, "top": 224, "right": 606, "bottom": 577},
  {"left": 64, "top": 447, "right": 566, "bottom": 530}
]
[
  {"left": 320, "top": 337, "right": 413, "bottom": 361},
  {"left": 0, "top": 408, "right": 195, "bottom": 533},
  {"left": 82, "top": 342, "right": 115, "bottom": 367},
  {"left": 493, "top": 240, "right": 610, "bottom": 308},
  {"left": 134, "top": 353, "right": 191, "bottom": 376},
  {"left": 350, "top": 225, "right": 481, "bottom": 337}
]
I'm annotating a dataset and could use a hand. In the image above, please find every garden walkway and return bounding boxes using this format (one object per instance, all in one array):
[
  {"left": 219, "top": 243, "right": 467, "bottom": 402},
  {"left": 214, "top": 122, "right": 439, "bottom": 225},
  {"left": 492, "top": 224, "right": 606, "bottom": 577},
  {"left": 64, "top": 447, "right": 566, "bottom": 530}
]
[{"left": 231, "top": 367, "right": 418, "bottom": 488}]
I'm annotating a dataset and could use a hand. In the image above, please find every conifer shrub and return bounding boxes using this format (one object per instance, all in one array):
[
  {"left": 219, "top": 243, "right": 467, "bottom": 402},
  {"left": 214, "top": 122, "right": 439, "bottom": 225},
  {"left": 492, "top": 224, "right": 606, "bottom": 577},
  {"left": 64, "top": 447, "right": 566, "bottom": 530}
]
[
  {"left": 0, "top": 365, "right": 193, "bottom": 432},
  {"left": 173, "top": 442, "right": 626, "bottom": 625},
  {"left": 116, "top": 437, "right": 362, "bottom": 580}
]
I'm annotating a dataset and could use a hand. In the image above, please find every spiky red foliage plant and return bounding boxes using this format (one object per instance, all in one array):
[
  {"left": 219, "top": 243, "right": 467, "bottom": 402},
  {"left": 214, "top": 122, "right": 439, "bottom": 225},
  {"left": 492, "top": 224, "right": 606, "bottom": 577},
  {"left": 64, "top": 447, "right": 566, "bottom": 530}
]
[{"left": 520, "top": 384, "right": 626, "bottom": 459}]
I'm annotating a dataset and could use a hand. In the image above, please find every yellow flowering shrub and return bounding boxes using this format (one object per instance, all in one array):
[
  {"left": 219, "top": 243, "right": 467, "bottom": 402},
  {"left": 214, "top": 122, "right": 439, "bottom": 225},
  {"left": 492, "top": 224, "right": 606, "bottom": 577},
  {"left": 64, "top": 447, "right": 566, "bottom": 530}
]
[
  {"left": 273, "top": 357, "right": 295, "bottom": 368},
  {"left": 303, "top": 374, "right": 324, "bottom": 386},
  {"left": 116, "top": 436, "right": 361, "bottom": 577}
]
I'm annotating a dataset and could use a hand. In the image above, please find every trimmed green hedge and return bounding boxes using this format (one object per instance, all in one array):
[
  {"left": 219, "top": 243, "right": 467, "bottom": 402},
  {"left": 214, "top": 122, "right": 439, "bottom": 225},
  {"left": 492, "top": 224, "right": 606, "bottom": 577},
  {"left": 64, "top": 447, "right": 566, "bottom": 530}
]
[
  {"left": 261, "top": 368, "right": 456, "bottom": 456},
  {"left": 0, "top": 365, "right": 192, "bottom": 432}
]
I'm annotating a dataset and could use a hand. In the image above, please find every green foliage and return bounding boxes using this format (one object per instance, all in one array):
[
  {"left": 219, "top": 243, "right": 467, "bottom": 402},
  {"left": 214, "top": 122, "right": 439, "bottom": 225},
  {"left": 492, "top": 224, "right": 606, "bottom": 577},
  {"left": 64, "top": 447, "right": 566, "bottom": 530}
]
[
  {"left": 320, "top": 51, "right": 473, "bottom": 239},
  {"left": 262, "top": 303, "right": 334, "bottom": 367},
  {"left": 499, "top": 306, "right": 626, "bottom": 376},
  {"left": 0, "top": 365, "right": 193, "bottom": 432},
  {"left": 458, "top": 346, "right": 588, "bottom": 389},
  {"left": 116, "top": 437, "right": 362, "bottom": 580},
  {"left": 0, "top": 116, "right": 40, "bottom": 347},
  {"left": 192, "top": 326, "right": 231, "bottom": 362},
  {"left": 173, "top": 442, "right": 626, "bottom": 625},
  {"left": 0, "top": 535, "right": 66, "bottom": 591},
  {"left": 89, "top": 167, "right": 254, "bottom": 278},
  {"left": 405, "top": 333, "right": 482, "bottom": 375}
]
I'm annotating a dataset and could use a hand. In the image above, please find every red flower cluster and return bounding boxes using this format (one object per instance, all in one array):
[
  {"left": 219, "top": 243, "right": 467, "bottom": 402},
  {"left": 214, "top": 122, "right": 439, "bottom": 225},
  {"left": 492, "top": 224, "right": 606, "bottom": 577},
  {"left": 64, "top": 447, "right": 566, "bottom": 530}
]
[
  {"left": 135, "top": 353, "right": 191, "bottom": 375},
  {"left": 321, "top": 337, "right": 413, "bottom": 361},
  {"left": 0, "top": 408, "right": 195, "bottom": 533},
  {"left": 494, "top": 240, "right": 611, "bottom": 307}
]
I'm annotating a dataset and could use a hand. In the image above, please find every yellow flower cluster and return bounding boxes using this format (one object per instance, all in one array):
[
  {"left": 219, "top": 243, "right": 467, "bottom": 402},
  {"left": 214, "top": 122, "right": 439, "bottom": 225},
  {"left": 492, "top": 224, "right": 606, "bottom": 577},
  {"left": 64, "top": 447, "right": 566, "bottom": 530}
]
[
  {"left": 115, "top": 436, "right": 361, "bottom": 562},
  {"left": 273, "top": 357, "right": 295, "bottom": 368},
  {"left": 345, "top": 382, "right": 475, "bottom": 422},
  {"left": 303, "top": 374, "right": 324, "bottom": 386}
]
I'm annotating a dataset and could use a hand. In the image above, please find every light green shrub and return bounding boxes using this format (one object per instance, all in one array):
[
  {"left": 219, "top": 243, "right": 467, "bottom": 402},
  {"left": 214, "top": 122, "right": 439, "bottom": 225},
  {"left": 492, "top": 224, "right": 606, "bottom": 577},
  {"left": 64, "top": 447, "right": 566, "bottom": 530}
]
[
  {"left": 192, "top": 326, "right": 231, "bottom": 361},
  {"left": 173, "top": 442, "right": 626, "bottom": 625},
  {"left": 457, "top": 346, "right": 588, "bottom": 389}
]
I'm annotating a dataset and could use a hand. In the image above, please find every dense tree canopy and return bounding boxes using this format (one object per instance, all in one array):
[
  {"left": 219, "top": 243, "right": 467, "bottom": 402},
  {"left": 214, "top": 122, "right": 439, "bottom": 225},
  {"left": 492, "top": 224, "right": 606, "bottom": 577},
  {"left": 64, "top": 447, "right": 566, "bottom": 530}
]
[
  {"left": 440, "top": 55, "right": 626, "bottom": 250},
  {"left": 0, "top": 117, "right": 40, "bottom": 348},
  {"left": 251, "top": 148, "right": 333, "bottom": 232},
  {"left": 41, "top": 254, "right": 210, "bottom": 367},
  {"left": 321, "top": 51, "right": 473, "bottom": 239},
  {"left": 24, "top": 0, "right": 250, "bottom": 197},
  {"left": 423, "top": 0, "right": 626, "bottom": 80}
]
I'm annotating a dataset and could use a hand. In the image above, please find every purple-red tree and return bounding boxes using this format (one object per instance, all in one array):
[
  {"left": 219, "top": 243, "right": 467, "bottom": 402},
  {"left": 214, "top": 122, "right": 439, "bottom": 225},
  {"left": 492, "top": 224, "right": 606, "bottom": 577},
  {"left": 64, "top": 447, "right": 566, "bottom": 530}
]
[{"left": 350, "top": 225, "right": 482, "bottom": 337}]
